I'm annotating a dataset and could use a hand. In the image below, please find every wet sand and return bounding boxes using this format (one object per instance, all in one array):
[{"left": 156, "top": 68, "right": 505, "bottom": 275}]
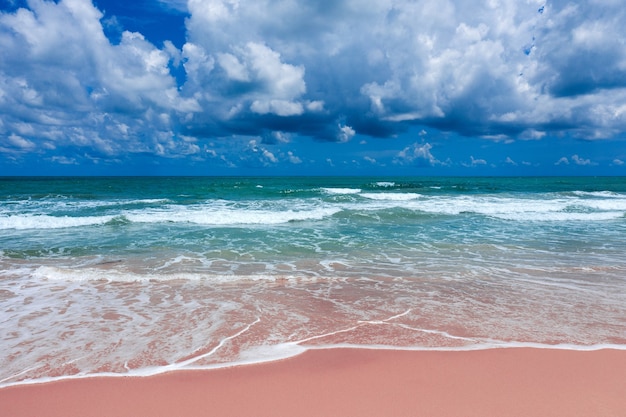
[{"left": 1, "top": 347, "right": 625, "bottom": 417}]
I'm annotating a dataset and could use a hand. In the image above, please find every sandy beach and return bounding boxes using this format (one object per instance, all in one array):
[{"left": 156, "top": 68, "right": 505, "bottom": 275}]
[{"left": 1, "top": 347, "right": 625, "bottom": 417}]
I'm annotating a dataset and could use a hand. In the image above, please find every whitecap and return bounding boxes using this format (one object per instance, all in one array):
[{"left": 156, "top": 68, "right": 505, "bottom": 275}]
[
  {"left": 361, "top": 193, "right": 422, "bottom": 201},
  {"left": 0, "top": 214, "right": 114, "bottom": 230},
  {"left": 320, "top": 187, "right": 362, "bottom": 195}
]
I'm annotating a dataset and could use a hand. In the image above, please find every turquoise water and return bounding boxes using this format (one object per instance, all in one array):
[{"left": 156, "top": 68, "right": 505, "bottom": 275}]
[{"left": 1, "top": 176, "right": 626, "bottom": 385}]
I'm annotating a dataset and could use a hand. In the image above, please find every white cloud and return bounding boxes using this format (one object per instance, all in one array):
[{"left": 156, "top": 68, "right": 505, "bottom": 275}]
[
  {"left": 3, "top": 0, "right": 626, "bottom": 166},
  {"left": 185, "top": 0, "right": 614, "bottom": 141},
  {"left": 466, "top": 156, "right": 487, "bottom": 167},
  {"left": 49, "top": 155, "right": 78, "bottom": 165},
  {"left": 336, "top": 124, "right": 355, "bottom": 143},
  {"left": 555, "top": 154, "right": 596, "bottom": 166},
  {"left": 245, "top": 42, "right": 305, "bottom": 100},
  {"left": 571, "top": 154, "right": 594, "bottom": 166},
  {"left": 181, "top": 40, "right": 309, "bottom": 119},
  {"left": 182, "top": 42, "right": 215, "bottom": 84},
  {"left": 395, "top": 142, "right": 439, "bottom": 166},
  {"left": 262, "top": 148, "right": 278, "bottom": 163},
  {"left": 243, "top": 139, "right": 278, "bottom": 166},
  {"left": 217, "top": 52, "right": 249, "bottom": 81},
  {"left": 613, "top": 159, "right": 624, "bottom": 166},
  {"left": 287, "top": 151, "right": 302, "bottom": 164},
  {"left": 0, "top": 0, "right": 198, "bottom": 159},
  {"left": 505, "top": 156, "right": 518, "bottom": 166},
  {"left": 250, "top": 100, "right": 304, "bottom": 116},
  {"left": 263, "top": 131, "right": 291, "bottom": 144},
  {"left": 305, "top": 100, "right": 324, "bottom": 112},
  {"left": 7, "top": 133, "right": 35, "bottom": 150}
]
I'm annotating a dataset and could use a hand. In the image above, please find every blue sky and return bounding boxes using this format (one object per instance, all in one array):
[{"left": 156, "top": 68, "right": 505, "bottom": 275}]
[{"left": 1, "top": 0, "right": 625, "bottom": 176}]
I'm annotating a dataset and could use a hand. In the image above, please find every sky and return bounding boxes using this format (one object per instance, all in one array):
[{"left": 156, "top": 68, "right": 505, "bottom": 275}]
[{"left": 1, "top": 0, "right": 626, "bottom": 176}]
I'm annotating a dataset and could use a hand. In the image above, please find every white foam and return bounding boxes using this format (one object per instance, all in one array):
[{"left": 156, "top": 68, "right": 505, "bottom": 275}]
[
  {"left": 321, "top": 187, "right": 362, "bottom": 195},
  {"left": 5, "top": 198, "right": 170, "bottom": 213},
  {"left": 2, "top": 340, "right": 624, "bottom": 389},
  {"left": 490, "top": 211, "right": 624, "bottom": 221},
  {"left": 125, "top": 206, "right": 341, "bottom": 225},
  {"left": 361, "top": 192, "right": 422, "bottom": 201},
  {"left": 30, "top": 265, "right": 320, "bottom": 283},
  {"left": 572, "top": 191, "right": 623, "bottom": 198},
  {"left": 403, "top": 195, "right": 626, "bottom": 221},
  {"left": 374, "top": 182, "right": 396, "bottom": 187},
  {"left": 0, "top": 205, "right": 341, "bottom": 230},
  {"left": 0, "top": 214, "right": 114, "bottom": 230}
]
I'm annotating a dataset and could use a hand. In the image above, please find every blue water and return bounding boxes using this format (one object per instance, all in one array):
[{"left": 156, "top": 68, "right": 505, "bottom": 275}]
[{"left": 1, "top": 176, "right": 626, "bottom": 385}]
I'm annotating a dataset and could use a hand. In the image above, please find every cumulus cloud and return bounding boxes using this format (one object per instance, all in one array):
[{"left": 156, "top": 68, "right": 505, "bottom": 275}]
[
  {"left": 571, "top": 154, "right": 594, "bottom": 166},
  {"left": 0, "top": 0, "right": 198, "bottom": 162},
  {"left": 336, "top": 124, "right": 356, "bottom": 143},
  {"left": 463, "top": 156, "right": 488, "bottom": 167},
  {"left": 395, "top": 142, "right": 439, "bottom": 167},
  {"left": 286, "top": 151, "right": 302, "bottom": 164},
  {"left": 2, "top": 0, "right": 626, "bottom": 167},
  {"left": 555, "top": 154, "right": 597, "bottom": 166}
]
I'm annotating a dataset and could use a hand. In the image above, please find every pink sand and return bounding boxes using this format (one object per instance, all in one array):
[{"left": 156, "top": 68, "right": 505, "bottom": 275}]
[{"left": 1, "top": 348, "right": 625, "bottom": 417}]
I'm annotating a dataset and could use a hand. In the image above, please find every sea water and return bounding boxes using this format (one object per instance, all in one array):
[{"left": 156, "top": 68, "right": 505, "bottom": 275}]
[{"left": 1, "top": 176, "right": 625, "bottom": 386}]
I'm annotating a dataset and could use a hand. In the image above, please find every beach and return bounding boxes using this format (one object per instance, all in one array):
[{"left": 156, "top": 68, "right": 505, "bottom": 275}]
[
  {"left": 2, "top": 347, "right": 625, "bottom": 417},
  {"left": 2, "top": 176, "right": 626, "bottom": 414}
]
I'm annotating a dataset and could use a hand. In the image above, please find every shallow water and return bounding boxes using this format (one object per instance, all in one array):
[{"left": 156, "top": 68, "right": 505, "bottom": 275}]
[{"left": 1, "top": 176, "right": 626, "bottom": 386}]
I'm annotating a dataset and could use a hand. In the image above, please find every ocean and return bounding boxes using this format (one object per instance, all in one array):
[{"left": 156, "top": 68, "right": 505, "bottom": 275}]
[{"left": 1, "top": 176, "right": 625, "bottom": 386}]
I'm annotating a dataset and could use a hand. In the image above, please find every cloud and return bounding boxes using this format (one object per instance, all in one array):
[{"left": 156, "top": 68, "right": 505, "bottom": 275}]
[
  {"left": 0, "top": 0, "right": 198, "bottom": 162},
  {"left": 2, "top": 0, "right": 626, "bottom": 168},
  {"left": 556, "top": 154, "right": 597, "bottom": 166},
  {"left": 49, "top": 155, "right": 78, "bottom": 165},
  {"left": 286, "top": 151, "right": 301, "bottom": 164},
  {"left": 7, "top": 133, "right": 35, "bottom": 151},
  {"left": 336, "top": 124, "right": 355, "bottom": 143},
  {"left": 395, "top": 142, "right": 439, "bottom": 167},
  {"left": 163, "top": 0, "right": 626, "bottom": 141},
  {"left": 571, "top": 154, "right": 594, "bottom": 166},
  {"left": 613, "top": 158, "right": 624, "bottom": 166},
  {"left": 463, "top": 156, "right": 487, "bottom": 167},
  {"left": 505, "top": 156, "right": 518, "bottom": 166}
]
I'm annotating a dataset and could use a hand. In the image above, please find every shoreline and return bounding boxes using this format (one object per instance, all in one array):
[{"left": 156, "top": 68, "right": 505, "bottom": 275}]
[
  {"left": 3, "top": 342, "right": 624, "bottom": 389},
  {"left": 1, "top": 347, "right": 625, "bottom": 417}
]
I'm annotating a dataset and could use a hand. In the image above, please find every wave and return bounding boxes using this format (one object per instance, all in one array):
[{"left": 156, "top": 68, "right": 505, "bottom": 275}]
[
  {"left": 0, "top": 214, "right": 115, "bottom": 230},
  {"left": 0, "top": 206, "right": 341, "bottom": 230},
  {"left": 487, "top": 211, "right": 625, "bottom": 221},
  {"left": 360, "top": 192, "right": 422, "bottom": 201},
  {"left": 571, "top": 191, "right": 624, "bottom": 198},
  {"left": 389, "top": 195, "right": 626, "bottom": 221},
  {"left": 126, "top": 206, "right": 341, "bottom": 225},
  {"left": 373, "top": 181, "right": 396, "bottom": 188},
  {"left": 320, "top": 187, "right": 362, "bottom": 195},
  {"left": 30, "top": 265, "right": 299, "bottom": 283},
  {"left": 3, "top": 192, "right": 626, "bottom": 231}
]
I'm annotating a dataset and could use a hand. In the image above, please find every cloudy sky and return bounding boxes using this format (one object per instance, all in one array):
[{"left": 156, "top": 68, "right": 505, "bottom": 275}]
[{"left": 1, "top": 0, "right": 625, "bottom": 175}]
